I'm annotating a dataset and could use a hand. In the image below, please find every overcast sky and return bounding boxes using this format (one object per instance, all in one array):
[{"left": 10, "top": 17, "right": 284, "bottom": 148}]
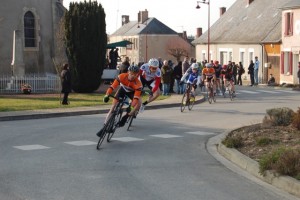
[{"left": 63, "top": 0, "right": 236, "bottom": 36}]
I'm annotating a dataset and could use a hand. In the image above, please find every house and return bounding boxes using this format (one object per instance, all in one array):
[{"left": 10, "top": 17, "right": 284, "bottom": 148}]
[
  {"left": 0, "top": 0, "right": 66, "bottom": 76},
  {"left": 109, "top": 10, "right": 195, "bottom": 65},
  {"left": 280, "top": 0, "right": 300, "bottom": 84},
  {"left": 192, "top": 0, "right": 289, "bottom": 84}
]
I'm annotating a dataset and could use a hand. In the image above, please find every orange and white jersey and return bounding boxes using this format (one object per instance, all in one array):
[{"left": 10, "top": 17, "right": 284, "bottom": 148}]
[
  {"left": 106, "top": 73, "right": 142, "bottom": 100},
  {"left": 202, "top": 68, "right": 215, "bottom": 79}
]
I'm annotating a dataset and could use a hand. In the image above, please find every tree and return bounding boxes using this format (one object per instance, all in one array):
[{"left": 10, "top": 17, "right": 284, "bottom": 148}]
[
  {"left": 64, "top": 0, "right": 107, "bottom": 93},
  {"left": 166, "top": 38, "right": 191, "bottom": 62}
]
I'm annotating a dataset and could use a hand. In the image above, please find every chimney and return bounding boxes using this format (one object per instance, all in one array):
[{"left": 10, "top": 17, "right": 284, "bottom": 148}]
[
  {"left": 138, "top": 9, "right": 148, "bottom": 24},
  {"left": 183, "top": 31, "right": 187, "bottom": 40},
  {"left": 219, "top": 7, "right": 226, "bottom": 16},
  {"left": 121, "top": 15, "right": 129, "bottom": 26},
  {"left": 196, "top": 28, "right": 202, "bottom": 38},
  {"left": 247, "top": 0, "right": 254, "bottom": 5}
]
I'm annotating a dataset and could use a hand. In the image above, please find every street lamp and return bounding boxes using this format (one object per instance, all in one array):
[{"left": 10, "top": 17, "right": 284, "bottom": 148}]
[{"left": 196, "top": 0, "right": 210, "bottom": 62}]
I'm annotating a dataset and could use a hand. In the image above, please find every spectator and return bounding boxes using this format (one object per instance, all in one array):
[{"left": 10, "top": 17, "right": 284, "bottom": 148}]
[
  {"left": 267, "top": 74, "right": 276, "bottom": 86},
  {"left": 61, "top": 63, "right": 71, "bottom": 105},
  {"left": 232, "top": 62, "right": 238, "bottom": 85},
  {"left": 161, "top": 60, "right": 173, "bottom": 95},
  {"left": 109, "top": 48, "right": 115, "bottom": 69},
  {"left": 168, "top": 60, "right": 175, "bottom": 93},
  {"left": 248, "top": 60, "right": 255, "bottom": 86},
  {"left": 112, "top": 48, "right": 120, "bottom": 69},
  {"left": 173, "top": 61, "right": 183, "bottom": 94},
  {"left": 254, "top": 56, "right": 260, "bottom": 85},
  {"left": 119, "top": 57, "right": 130, "bottom": 73},
  {"left": 237, "top": 61, "right": 245, "bottom": 85}
]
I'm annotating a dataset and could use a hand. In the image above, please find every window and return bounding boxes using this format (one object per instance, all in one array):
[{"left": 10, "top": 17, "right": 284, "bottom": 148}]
[
  {"left": 24, "top": 11, "right": 36, "bottom": 47},
  {"left": 281, "top": 51, "right": 293, "bottom": 75},
  {"left": 284, "top": 12, "right": 293, "bottom": 36}
]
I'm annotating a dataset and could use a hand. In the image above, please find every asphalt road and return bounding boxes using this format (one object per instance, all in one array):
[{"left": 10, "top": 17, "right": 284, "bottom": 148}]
[{"left": 0, "top": 86, "right": 299, "bottom": 200}]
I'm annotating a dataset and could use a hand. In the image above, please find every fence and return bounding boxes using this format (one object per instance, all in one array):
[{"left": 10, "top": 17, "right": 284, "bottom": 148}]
[{"left": 0, "top": 73, "right": 61, "bottom": 94}]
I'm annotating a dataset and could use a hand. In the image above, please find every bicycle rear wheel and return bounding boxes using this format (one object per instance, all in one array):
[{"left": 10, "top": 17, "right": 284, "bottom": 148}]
[
  {"left": 180, "top": 93, "right": 189, "bottom": 112},
  {"left": 212, "top": 90, "right": 216, "bottom": 102},
  {"left": 127, "top": 115, "right": 134, "bottom": 131}
]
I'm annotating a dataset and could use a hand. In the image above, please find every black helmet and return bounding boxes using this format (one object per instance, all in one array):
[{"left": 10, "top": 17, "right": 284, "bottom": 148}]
[{"left": 128, "top": 65, "right": 139, "bottom": 73}]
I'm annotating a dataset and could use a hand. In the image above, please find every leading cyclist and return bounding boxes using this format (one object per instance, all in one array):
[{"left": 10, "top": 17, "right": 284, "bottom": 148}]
[{"left": 96, "top": 65, "right": 142, "bottom": 137}]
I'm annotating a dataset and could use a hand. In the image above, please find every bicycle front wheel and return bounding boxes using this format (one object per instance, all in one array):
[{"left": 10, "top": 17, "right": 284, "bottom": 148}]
[
  {"left": 188, "top": 96, "right": 195, "bottom": 110},
  {"left": 107, "top": 112, "right": 120, "bottom": 142},
  {"left": 180, "top": 93, "right": 189, "bottom": 112},
  {"left": 96, "top": 122, "right": 110, "bottom": 150},
  {"left": 127, "top": 115, "right": 134, "bottom": 131},
  {"left": 207, "top": 90, "right": 212, "bottom": 104}
]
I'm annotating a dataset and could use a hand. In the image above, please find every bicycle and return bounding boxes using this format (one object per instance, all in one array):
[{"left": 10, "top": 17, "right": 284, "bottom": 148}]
[
  {"left": 226, "top": 80, "right": 235, "bottom": 101},
  {"left": 180, "top": 83, "right": 195, "bottom": 112},
  {"left": 206, "top": 80, "right": 216, "bottom": 104},
  {"left": 96, "top": 94, "right": 130, "bottom": 150}
]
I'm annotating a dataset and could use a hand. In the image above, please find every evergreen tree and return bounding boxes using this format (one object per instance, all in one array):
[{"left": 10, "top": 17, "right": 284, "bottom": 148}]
[{"left": 64, "top": 0, "right": 107, "bottom": 92}]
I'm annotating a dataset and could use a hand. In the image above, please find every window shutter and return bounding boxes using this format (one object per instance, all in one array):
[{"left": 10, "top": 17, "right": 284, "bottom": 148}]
[
  {"left": 289, "top": 52, "right": 293, "bottom": 75},
  {"left": 290, "top": 12, "right": 294, "bottom": 35},
  {"left": 284, "top": 13, "right": 288, "bottom": 36},
  {"left": 281, "top": 52, "right": 284, "bottom": 74}
]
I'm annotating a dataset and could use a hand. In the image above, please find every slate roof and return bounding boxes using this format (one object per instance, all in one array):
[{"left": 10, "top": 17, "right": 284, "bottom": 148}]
[
  {"left": 281, "top": 0, "right": 300, "bottom": 10},
  {"left": 110, "top": 18, "right": 178, "bottom": 36},
  {"left": 192, "top": 0, "right": 290, "bottom": 45}
]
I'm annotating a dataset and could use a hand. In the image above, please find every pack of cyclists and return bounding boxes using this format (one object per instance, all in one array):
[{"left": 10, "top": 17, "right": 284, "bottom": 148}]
[{"left": 97, "top": 58, "right": 237, "bottom": 137}]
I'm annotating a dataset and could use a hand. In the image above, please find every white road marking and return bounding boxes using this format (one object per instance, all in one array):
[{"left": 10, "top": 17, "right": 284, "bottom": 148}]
[
  {"left": 64, "top": 140, "right": 97, "bottom": 146},
  {"left": 185, "top": 131, "right": 216, "bottom": 136},
  {"left": 150, "top": 134, "right": 182, "bottom": 138},
  {"left": 112, "top": 137, "right": 144, "bottom": 142},
  {"left": 13, "top": 144, "right": 50, "bottom": 150},
  {"left": 238, "top": 90, "right": 260, "bottom": 94}
]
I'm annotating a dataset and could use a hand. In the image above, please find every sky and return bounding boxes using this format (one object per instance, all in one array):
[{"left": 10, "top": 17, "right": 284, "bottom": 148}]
[{"left": 63, "top": 0, "right": 236, "bottom": 36}]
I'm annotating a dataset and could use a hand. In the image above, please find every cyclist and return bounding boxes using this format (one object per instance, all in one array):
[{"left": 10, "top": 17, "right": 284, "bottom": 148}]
[
  {"left": 213, "top": 60, "right": 222, "bottom": 95},
  {"left": 139, "top": 58, "right": 161, "bottom": 111},
  {"left": 202, "top": 63, "right": 216, "bottom": 94},
  {"left": 221, "top": 64, "right": 236, "bottom": 96},
  {"left": 180, "top": 63, "right": 201, "bottom": 98},
  {"left": 96, "top": 65, "right": 142, "bottom": 137}
]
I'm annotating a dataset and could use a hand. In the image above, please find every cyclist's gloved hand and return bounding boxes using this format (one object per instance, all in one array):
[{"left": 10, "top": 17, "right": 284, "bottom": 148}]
[{"left": 103, "top": 95, "right": 109, "bottom": 103}]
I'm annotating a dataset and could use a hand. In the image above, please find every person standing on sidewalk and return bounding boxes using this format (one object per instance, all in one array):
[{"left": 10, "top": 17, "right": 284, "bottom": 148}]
[
  {"left": 248, "top": 60, "right": 255, "bottom": 86},
  {"left": 237, "top": 61, "right": 245, "bottom": 85},
  {"left": 61, "top": 63, "right": 72, "bottom": 105},
  {"left": 161, "top": 60, "right": 173, "bottom": 95},
  {"left": 254, "top": 56, "right": 260, "bottom": 85}
]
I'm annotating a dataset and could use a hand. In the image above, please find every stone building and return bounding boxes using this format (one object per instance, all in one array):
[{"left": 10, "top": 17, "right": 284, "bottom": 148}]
[{"left": 0, "top": 0, "right": 66, "bottom": 76}]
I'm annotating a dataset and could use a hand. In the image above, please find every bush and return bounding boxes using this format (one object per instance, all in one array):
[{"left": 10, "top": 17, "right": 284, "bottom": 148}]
[
  {"left": 222, "top": 134, "right": 243, "bottom": 148},
  {"left": 274, "top": 149, "right": 300, "bottom": 178},
  {"left": 292, "top": 107, "right": 300, "bottom": 130},
  {"left": 259, "top": 148, "right": 285, "bottom": 176},
  {"left": 259, "top": 148, "right": 300, "bottom": 179},
  {"left": 263, "top": 107, "right": 294, "bottom": 126}
]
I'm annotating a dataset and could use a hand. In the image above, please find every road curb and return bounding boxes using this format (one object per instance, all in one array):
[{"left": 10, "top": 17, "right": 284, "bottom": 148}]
[{"left": 216, "top": 131, "right": 300, "bottom": 198}]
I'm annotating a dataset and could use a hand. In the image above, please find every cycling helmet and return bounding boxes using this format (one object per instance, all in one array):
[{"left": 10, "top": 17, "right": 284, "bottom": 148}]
[
  {"left": 128, "top": 65, "right": 139, "bottom": 73},
  {"left": 191, "top": 63, "right": 199, "bottom": 69},
  {"left": 205, "top": 63, "right": 212, "bottom": 68},
  {"left": 222, "top": 64, "right": 227, "bottom": 69},
  {"left": 148, "top": 58, "right": 159, "bottom": 68}
]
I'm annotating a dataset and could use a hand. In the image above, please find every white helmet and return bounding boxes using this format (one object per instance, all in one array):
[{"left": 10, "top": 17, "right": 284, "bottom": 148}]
[
  {"left": 148, "top": 58, "right": 159, "bottom": 68},
  {"left": 191, "top": 63, "right": 199, "bottom": 69},
  {"left": 205, "top": 63, "right": 212, "bottom": 68}
]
